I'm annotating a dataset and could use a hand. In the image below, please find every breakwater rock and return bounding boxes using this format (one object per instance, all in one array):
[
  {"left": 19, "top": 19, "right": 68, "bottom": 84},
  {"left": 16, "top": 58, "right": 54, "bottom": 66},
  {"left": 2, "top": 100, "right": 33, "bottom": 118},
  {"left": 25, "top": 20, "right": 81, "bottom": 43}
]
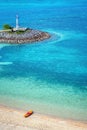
[{"left": 0, "top": 29, "right": 50, "bottom": 44}]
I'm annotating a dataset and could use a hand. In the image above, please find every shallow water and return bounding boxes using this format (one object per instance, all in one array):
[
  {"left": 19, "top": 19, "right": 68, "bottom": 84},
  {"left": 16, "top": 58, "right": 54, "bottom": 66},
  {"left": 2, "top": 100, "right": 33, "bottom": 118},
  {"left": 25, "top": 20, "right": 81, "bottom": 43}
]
[{"left": 0, "top": 3, "right": 87, "bottom": 121}]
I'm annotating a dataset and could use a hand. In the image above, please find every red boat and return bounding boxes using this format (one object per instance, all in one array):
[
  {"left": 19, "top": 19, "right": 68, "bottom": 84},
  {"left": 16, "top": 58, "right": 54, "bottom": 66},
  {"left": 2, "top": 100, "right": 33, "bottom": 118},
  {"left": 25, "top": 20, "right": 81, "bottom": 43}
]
[{"left": 24, "top": 110, "right": 33, "bottom": 118}]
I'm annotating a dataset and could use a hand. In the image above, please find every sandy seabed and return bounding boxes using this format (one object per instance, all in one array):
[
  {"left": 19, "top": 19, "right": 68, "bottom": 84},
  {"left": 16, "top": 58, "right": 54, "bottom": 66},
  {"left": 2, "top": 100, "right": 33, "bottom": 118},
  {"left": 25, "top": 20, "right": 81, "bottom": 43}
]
[{"left": 0, "top": 105, "right": 87, "bottom": 130}]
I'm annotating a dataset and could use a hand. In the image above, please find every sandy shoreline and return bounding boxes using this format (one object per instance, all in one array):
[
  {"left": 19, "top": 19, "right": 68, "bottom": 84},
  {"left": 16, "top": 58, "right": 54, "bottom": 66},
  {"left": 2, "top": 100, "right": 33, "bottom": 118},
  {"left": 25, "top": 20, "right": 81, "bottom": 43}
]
[{"left": 0, "top": 105, "right": 87, "bottom": 130}]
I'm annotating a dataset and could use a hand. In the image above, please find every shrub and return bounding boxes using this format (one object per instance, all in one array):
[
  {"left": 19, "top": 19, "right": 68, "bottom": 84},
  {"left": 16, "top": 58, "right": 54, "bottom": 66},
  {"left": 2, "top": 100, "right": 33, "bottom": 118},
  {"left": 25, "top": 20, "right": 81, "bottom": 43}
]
[{"left": 3, "top": 24, "right": 12, "bottom": 30}]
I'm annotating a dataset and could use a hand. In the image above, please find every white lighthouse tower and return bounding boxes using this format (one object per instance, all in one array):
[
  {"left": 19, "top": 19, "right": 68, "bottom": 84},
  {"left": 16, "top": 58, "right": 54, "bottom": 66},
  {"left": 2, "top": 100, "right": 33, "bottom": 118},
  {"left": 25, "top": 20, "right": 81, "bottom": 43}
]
[
  {"left": 13, "top": 15, "right": 27, "bottom": 31},
  {"left": 16, "top": 15, "right": 19, "bottom": 30}
]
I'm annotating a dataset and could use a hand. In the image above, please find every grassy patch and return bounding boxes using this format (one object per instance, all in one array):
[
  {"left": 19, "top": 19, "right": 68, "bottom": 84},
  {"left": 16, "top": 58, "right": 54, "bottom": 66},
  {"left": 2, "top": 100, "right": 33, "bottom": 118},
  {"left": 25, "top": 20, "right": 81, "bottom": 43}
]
[
  {"left": 7, "top": 29, "right": 31, "bottom": 35},
  {"left": 16, "top": 30, "right": 25, "bottom": 34}
]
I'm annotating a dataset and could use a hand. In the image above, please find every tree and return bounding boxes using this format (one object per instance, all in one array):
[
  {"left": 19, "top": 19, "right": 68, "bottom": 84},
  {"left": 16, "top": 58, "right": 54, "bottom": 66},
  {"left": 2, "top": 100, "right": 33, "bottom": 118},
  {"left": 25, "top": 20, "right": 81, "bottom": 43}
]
[{"left": 3, "top": 24, "right": 13, "bottom": 30}]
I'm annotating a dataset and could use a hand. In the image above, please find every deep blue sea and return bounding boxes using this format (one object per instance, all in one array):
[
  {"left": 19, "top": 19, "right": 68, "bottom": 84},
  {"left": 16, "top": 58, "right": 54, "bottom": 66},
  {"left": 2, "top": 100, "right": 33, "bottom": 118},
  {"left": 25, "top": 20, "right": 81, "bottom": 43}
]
[{"left": 0, "top": 2, "right": 87, "bottom": 121}]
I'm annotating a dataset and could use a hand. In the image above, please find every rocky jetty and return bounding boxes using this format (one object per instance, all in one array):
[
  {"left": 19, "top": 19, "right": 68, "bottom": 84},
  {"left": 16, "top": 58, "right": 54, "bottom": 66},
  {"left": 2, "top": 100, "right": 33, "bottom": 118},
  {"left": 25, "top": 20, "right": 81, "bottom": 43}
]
[{"left": 0, "top": 29, "right": 50, "bottom": 44}]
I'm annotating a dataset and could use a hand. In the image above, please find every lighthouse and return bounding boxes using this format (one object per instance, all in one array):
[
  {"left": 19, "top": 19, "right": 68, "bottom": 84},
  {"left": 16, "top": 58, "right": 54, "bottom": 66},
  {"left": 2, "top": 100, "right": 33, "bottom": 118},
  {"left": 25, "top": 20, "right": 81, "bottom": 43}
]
[
  {"left": 16, "top": 15, "right": 19, "bottom": 30},
  {"left": 13, "top": 15, "right": 27, "bottom": 31}
]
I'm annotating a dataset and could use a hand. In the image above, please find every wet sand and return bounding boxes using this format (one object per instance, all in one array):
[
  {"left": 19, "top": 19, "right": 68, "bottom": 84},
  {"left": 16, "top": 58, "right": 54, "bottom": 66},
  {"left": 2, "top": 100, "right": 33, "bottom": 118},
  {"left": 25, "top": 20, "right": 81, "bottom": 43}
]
[{"left": 0, "top": 105, "right": 87, "bottom": 130}]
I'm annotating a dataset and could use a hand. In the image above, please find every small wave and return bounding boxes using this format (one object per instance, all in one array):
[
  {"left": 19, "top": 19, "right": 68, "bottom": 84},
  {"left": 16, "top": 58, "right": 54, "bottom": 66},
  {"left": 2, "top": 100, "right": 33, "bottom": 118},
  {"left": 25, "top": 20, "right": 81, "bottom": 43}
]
[
  {"left": 45, "top": 29, "right": 87, "bottom": 43},
  {"left": 0, "top": 62, "right": 12, "bottom": 65},
  {"left": 58, "top": 30, "right": 87, "bottom": 41},
  {"left": 0, "top": 44, "right": 10, "bottom": 50},
  {"left": 41, "top": 29, "right": 63, "bottom": 44}
]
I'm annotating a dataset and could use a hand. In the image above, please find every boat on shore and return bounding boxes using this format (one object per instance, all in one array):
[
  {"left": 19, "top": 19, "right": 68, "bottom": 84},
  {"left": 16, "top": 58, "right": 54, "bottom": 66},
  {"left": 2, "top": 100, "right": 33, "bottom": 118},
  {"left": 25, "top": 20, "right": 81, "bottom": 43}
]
[{"left": 24, "top": 110, "right": 33, "bottom": 118}]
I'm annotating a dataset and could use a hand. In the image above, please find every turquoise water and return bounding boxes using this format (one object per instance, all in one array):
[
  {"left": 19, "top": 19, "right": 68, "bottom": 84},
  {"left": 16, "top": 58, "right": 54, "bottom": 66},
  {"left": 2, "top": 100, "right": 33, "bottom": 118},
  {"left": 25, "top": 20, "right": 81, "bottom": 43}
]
[{"left": 0, "top": 3, "right": 87, "bottom": 121}]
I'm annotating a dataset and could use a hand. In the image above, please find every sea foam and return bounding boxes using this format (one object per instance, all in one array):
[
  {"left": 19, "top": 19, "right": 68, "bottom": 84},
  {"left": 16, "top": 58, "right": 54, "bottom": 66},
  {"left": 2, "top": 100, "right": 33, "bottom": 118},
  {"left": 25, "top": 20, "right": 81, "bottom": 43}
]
[
  {"left": 0, "top": 44, "right": 9, "bottom": 50},
  {"left": 0, "top": 62, "right": 12, "bottom": 65},
  {"left": 46, "top": 29, "right": 87, "bottom": 42}
]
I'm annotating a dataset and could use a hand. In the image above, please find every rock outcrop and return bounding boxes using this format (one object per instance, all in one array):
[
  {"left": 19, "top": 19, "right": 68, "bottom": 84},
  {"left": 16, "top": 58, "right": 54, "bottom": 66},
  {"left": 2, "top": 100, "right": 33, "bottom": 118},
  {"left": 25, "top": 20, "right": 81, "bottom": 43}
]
[{"left": 0, "top": 29, "right": 50, "bottom": 44}]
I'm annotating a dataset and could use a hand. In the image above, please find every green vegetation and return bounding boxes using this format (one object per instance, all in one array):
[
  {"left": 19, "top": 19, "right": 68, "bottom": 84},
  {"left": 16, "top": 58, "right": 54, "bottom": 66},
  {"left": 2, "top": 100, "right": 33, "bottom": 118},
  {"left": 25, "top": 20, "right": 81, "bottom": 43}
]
[
  {"left": 7, "top": 29, "right": 31, "bottom": 35},
  {"left": 3, "top": 24, "right": 13, "bottom": 30},
  {"left": 2, "top": 24, "right": 31, "bottom": 35},
  {"left": 8, "top": 30, "right": 25, "bottom": 34},
  {"left": 16, "top": 30, "right": 25, "bottom": 34},
  {"left": 8, "top": 29, "right": 27, "bottom": 34}
]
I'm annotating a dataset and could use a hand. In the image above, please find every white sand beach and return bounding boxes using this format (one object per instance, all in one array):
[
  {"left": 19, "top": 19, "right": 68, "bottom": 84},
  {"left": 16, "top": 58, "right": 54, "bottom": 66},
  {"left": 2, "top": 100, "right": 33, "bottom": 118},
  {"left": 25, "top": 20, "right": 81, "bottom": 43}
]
[{"left": 0, "top": 105, "right": 87, "bottom": 130}]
